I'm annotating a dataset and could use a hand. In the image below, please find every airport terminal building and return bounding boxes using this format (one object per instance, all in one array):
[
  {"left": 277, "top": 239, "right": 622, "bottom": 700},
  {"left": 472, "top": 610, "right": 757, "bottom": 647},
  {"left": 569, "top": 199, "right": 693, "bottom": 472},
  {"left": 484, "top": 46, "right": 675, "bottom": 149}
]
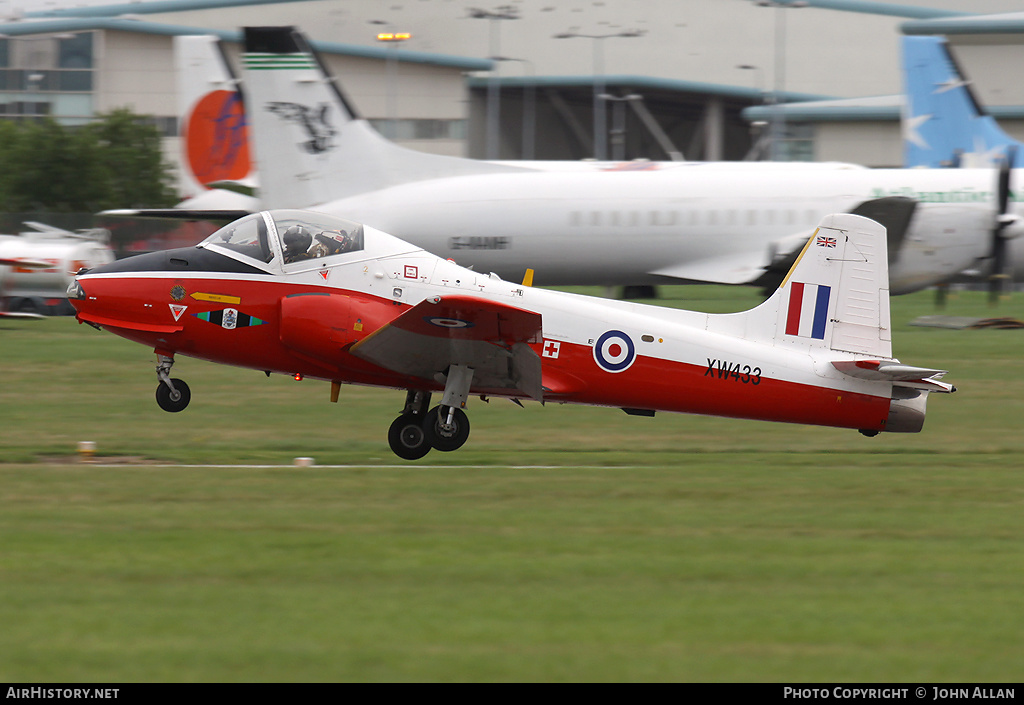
[{"left": 2, "top": 0, "right": 1024, "bottom": 196}]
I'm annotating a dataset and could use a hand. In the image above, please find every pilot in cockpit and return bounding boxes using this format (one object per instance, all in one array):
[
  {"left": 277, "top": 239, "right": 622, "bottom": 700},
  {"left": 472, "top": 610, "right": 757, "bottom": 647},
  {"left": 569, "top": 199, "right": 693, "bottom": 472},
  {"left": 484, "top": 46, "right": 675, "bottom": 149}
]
[
  {"left": 283, "top": 224, "right": 354, "bottom": 263},
  {"left": 283, "top": 225, "right": 313, "bottom": 263}
]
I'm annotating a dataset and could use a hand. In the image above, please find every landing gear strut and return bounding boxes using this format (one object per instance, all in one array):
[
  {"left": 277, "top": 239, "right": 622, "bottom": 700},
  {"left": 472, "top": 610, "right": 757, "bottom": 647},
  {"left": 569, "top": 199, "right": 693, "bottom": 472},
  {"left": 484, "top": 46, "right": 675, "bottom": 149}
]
[
  {"left": 387, "top": 365, "right": 476, "bottom": 459},
  {"left": 423, "top": 405, "right": 470, "bottom": 452},
  {"left": 388, "top": 390, "right": 432, "bottom": 460},
  {"left": 155, "top": 353, "right": 191, "bottom": 413}
]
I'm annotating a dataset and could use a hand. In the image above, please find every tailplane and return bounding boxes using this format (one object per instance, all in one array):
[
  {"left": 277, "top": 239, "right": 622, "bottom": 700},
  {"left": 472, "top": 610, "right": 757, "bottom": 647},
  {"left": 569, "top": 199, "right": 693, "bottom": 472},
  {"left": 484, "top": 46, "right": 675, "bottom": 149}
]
[
  {"left": 240, "top": 26, "right": 524, "bottom": 209},
  {"left": 712, "top": 213, "right": 954, "bottom": 434},
  {"left": 902, "top": 35, "right": 1021, "bottom": 168}
]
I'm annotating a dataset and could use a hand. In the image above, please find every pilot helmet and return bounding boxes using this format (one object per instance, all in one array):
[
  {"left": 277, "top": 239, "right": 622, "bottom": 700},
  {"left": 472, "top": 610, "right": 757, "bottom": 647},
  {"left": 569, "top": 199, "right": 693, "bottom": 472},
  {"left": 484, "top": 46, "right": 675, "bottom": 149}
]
[{"left": 282, "top": 224, "right": 312, "bottom": 255}]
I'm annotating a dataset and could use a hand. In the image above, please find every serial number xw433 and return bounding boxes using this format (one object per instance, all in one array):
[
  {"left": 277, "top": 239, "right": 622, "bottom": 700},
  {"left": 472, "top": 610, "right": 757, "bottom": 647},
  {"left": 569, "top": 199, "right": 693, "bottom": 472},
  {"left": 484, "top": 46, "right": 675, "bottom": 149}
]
[{"left": 705, "top": 358, "right": 761, "bottom": 385}]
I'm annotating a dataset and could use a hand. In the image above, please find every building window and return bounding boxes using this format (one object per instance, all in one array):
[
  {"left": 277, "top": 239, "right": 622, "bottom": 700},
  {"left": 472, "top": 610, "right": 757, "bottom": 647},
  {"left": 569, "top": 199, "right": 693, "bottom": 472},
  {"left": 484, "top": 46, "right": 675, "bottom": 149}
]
[
  {"left": 58, "top": 33, "right": 93, "bottom": 69},
  {"left": 0, "top": 32, "right": 94, "bottom": 124},
  {"left": 779, "top": 124, "right": 815, "bottom": 161}
]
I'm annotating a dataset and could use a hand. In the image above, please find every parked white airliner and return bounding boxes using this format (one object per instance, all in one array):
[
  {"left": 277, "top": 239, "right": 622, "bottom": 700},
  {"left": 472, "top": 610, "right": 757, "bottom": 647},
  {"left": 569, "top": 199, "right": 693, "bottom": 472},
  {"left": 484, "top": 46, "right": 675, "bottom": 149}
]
[{"left": 116, "top": 27, "right": 1024, "bottom": 295}]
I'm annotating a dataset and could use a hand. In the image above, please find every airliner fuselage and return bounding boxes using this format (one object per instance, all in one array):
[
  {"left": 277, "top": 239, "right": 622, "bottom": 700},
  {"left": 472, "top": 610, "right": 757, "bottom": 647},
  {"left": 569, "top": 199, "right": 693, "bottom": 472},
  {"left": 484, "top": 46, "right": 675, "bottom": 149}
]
[{"left": 321, "top": 166, "right": 1010, "bottom": 293}]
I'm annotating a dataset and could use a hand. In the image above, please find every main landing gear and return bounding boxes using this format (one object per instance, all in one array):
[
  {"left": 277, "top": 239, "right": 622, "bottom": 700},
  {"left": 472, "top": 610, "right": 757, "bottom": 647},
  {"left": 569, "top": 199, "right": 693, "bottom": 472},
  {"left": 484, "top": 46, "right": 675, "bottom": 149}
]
[
  {"left": 387, "top": 365, "right": 475, "bottom": 460},
  {"left": 155, "top": 353, "right": 191, "bottom": 413},
  {"left": 387, "top": 394, "right": 472, "bottom": 460}
]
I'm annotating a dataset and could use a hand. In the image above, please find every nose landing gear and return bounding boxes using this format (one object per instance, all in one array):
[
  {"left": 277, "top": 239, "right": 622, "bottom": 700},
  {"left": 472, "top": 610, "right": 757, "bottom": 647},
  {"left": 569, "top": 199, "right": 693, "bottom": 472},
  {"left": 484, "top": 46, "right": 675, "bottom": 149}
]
[{"left": 155, "top": 353, "right": 191, "bottom": 413}]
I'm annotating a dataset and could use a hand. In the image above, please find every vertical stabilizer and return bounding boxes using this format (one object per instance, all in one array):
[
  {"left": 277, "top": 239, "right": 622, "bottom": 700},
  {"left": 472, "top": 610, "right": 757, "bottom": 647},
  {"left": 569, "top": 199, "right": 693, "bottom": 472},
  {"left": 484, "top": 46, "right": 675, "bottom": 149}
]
[
  {"left": 240, "top": 26, "right": 522, "bottom": 209},
  {"left": 720, "top": 214, "right": 892, "bottom": 359},
  {"left": 902, "top": 35, "right": 1020, "bottom": 168},
  {"left": 176, "top": 35, "right": 254, "bottom": 198}
]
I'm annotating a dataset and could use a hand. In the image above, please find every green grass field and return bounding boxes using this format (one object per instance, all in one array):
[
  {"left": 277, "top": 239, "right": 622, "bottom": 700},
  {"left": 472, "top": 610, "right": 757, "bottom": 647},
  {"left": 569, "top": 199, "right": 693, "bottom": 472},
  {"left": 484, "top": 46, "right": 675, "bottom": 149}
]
[{"left": 1, "top": 287, "right": 1022, "bottom": 681}]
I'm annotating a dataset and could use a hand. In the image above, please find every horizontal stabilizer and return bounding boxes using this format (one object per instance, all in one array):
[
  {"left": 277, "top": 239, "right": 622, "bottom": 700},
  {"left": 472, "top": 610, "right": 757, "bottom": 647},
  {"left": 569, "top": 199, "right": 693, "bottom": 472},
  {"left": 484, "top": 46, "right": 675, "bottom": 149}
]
[
  {"left": 832, "top": 359, "right": 955, "bottom": 393},
  {"left": 205, "top": 180, "right": 258, "bottom": 197}
]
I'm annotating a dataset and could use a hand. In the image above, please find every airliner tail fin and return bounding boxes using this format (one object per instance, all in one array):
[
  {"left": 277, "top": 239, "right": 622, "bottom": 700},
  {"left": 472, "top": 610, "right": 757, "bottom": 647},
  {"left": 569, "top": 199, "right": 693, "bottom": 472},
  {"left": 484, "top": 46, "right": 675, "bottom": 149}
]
[
  {"left": 902, "top": 35, "right": 1020, "bottom": 168},
  {"left": 240, "top": 26, "right": 520, "bottom": 209},
  {"left": 175, "top": 35, "right": 255, "bottom": 198}
]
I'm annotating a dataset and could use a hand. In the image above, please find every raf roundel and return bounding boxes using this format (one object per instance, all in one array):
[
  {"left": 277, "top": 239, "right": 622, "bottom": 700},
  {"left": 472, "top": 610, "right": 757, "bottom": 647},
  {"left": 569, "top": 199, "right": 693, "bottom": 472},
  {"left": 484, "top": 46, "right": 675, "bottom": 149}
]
[
  {"left": 425, "top": 316, "right": 474, "bottom": 329},
  {"left": 593, "top": 330, "right": 636, "bottom": 373}
]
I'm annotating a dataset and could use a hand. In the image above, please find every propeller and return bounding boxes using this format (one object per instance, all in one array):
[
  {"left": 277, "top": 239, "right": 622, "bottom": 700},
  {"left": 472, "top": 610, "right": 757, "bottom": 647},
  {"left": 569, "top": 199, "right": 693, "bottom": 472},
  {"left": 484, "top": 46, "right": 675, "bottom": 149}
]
[{"left": 989, "top": 145, "right": 1018, "bottom": 303}]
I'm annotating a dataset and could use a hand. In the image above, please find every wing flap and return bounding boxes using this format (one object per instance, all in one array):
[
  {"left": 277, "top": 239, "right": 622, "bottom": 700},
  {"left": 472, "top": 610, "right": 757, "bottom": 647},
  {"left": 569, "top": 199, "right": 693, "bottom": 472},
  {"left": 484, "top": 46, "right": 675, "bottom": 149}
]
[{"left": 350, "top": 295, "right": 544, "bottom": 399}]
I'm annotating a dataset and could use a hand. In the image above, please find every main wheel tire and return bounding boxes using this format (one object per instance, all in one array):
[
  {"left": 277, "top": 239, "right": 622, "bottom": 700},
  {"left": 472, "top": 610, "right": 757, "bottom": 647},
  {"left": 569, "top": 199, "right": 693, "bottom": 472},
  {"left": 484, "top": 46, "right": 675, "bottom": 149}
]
[
  {"left": 155, "top": 378, "right": 191, "bottom": 412},
  {"left": 423, "top": 405, "right": 470, "bottom": 452},
  {"left": 388, "top": 413, "right": 432, "bottom": 460}
]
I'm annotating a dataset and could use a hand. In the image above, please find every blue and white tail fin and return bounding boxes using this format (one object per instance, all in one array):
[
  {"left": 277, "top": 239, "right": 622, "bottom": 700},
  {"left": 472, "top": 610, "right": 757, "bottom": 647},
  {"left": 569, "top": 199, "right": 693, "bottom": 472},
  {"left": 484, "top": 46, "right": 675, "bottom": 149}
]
[
  {"left": 239, "top": 26, "right": 523, "bottom": 209},
  {"left": 902, "top": 35, "right": 1021, "bottom": 168},
  {"left": 716, "top": 214, "right": 893, "bottom": 359},
  {"left": 174, "top": 35, "right": 259, "bottom": 209}
]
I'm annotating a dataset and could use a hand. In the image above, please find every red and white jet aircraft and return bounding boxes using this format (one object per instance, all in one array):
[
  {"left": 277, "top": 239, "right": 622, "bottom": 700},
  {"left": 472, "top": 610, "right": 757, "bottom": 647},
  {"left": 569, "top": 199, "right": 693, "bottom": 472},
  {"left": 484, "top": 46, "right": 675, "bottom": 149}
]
[{"left": 68, "top": 210, "right": 954, "bottom": 459}]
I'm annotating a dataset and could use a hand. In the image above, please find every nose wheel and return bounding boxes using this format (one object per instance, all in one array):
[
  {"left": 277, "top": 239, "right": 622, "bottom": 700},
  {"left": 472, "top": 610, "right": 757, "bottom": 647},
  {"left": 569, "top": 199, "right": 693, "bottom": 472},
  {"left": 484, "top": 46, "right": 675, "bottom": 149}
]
[
  {"left": 156, "top": 378, "right": 191, "bottom": 412},
  {"left": 155, "top": 352, "right": 191, "bottom": 413}
]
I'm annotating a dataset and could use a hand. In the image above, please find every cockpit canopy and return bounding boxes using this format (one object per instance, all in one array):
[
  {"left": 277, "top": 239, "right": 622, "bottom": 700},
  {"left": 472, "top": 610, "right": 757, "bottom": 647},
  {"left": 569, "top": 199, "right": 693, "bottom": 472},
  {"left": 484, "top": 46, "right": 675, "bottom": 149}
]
[{"left": 198, "top": 210, "right": 365, "bottom": 269}]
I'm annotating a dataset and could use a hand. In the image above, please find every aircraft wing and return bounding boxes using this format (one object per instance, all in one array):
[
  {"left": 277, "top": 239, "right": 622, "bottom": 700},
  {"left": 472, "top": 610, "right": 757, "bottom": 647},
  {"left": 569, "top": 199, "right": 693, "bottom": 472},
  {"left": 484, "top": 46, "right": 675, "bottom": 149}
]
[
  {"left": 350, "top": 295, "right": 544, "bottom": 400},
  {"left": 0, "top": 310, "right": 45, "bottom": 320},
  {"left": 648, "top": 253, "right": 766, "bottom": 285},
  {"left": 1, "top": 256, "right": 51, "bottom": 269},
  {"left": 99, "top": 209, "right": 253, "bottom": 222},
  {"left": 832, "top": 360, "right": 956, "bottom": 393}
]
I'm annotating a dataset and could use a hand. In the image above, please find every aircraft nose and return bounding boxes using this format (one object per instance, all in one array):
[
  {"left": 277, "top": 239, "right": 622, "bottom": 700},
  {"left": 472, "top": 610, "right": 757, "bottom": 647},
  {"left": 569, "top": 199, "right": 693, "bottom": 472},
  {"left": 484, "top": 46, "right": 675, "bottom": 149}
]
[
  {"left": 66, "top": 277, "right": 86, "bottom": 302},
  {"left": 66, "top": 276, "right": 92, "bottom": 317}
]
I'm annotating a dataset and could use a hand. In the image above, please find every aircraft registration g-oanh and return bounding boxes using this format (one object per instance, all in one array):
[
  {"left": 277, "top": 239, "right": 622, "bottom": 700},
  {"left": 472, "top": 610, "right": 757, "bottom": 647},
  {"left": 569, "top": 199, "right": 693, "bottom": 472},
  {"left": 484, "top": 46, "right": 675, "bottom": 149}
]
[{"left": 69, "top": 209, "right": 954, "bottom": 459}]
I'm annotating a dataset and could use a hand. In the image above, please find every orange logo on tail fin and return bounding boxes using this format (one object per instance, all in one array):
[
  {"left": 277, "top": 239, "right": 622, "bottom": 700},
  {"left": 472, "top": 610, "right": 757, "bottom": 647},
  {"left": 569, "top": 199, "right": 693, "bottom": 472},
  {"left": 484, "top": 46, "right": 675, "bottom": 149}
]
[{"left": 183, "top": 90, "right": 251, "bottom": 186}]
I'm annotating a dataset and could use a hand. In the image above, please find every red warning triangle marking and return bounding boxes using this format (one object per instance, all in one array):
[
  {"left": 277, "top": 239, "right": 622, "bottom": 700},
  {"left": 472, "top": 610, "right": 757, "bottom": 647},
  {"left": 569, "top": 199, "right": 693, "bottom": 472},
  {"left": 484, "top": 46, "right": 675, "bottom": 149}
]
[
  {"left": 319, "top": 270, "right": 330, "bottom": 281},
  {"left": 169, "top": 304, "right": 187, "bottom": 321}
]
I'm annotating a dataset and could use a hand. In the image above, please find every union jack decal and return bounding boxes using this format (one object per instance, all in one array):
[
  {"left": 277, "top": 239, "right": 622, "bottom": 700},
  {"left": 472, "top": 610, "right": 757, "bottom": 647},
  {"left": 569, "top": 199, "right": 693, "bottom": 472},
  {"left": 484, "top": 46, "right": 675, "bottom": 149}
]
[{"left": 816, "top": 235, "right": 837, "bottom": 248}]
